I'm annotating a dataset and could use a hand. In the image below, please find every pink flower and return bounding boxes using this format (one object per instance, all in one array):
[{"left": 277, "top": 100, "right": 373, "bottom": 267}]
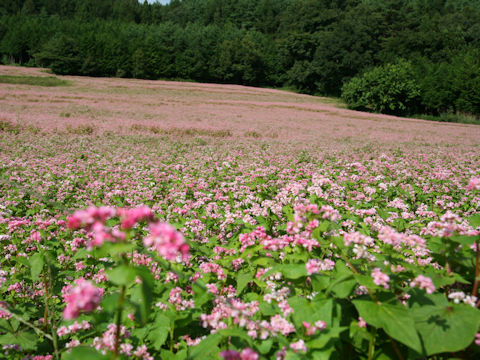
[
  {"left": 118, "top": 206, "right": 154, "bottom": 229},
  {"left": 358, "top": 317, "right": 367, "bottom": 328},
  {"left": 410, "top": 275, "right": 435, "bottom": 294},
  {"left": 303, "top": 320, "right": 327, "bottom": 335},
  {"left": 372, "top": 268, "right": 390, "bottom": 289},
  {"left": 220, "top": 348, "right": 258, "bottom": 360},
  {"left": 67, "top": 206, "right": 115, "bottom": 230},
  {"left": 144, "top": 223, "right": 189, "bottom": 261},
  {"left": 290, "top": 339, "right": 307, "bottom": 353},
  {"left": 63, "top": 279, "right": 104, "bottom": 319},
  {"left": 306, "top": 259, "right": 335, "bottom": 274},
  {"left": 467, "top": 177, "right": 480, "bottom": 191}
]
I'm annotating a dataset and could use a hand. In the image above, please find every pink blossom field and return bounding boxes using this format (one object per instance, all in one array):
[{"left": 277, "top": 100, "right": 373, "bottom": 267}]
[{"left": 1, "top": 65, "right": 480, "bottom": 359}]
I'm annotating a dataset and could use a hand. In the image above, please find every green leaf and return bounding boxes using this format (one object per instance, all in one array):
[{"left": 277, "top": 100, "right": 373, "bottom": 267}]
[
  {"left": 236, "top": 271, "right": 253, "bottom": 295},
  {"left": 311, "top": 274, "right": 330, "bottom": 291},
  {"left": 134, "top": 267, "right": 154, "bottom": 324},
  {"left": 0, "top": 331, "right": 38, "bottom": 351},
  {"left": 288, "top": 296, "right": 333, "bottom": 328},
  {"left": 450, "top": 234, "right": 476, "bottom": 247},
  {"left": 217, "top": 328, "right": 253, "bottom": 346},
  {"left": 62, "top": 346, "right": 107, "bottom": 360},
  {"left": 307, "top": 326, "right": 347, "bottom": 349},
  {"left": 410, "top": 294, "right": 480, "bottom": 355},
  {"left": 469, "top": 214, "right": 480, "bottom": 228},
  {"left": 270, "top": 263, "right": 308, "bottom": 280},
  {"left": 188, "top": 333, "right": 221, "bottom": 359},
  {"left": 257, "top": 339, "right": 273, "bottom": 354},
  {"left": 148, "top": 314, "right": 171, "bottom": 350},
  {"left": 93, "top": 242, "right": 136, "bottom": 258},
  {"left": 106, "top": 265, "right": 136, "bottom": 286},
  {"left": 100, "top": 292, "right": 121, "bottom": 313},
  {"left": 29, "top": 252, "right": 44, "bottom": 281},
  {"left": 326, "top": 262, "right": 356, "bottom": 298},
  {"left": 353, "top": 299, "right": 423, "bottom": 354}
]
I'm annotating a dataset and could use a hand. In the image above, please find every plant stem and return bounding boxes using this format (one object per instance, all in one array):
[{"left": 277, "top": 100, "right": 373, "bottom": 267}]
[
  {"left": 472, "top": 237, "right": 480, "bottom": 298},
  {"left": 368, "top": 326, "right": 376, "bottom": 360},
  {"left": 51, "top": 325, "right": 60, "bottom": 360},
  {"left": 389, "top": 336, "right": 404, "bottom": 360},
  {"left": 0, "top": 307, "right": 53, "bottom": 341},
  {"left": 114, "top": 285, "right": 126, "bottom": 359},
  {"left": 45, "top": 253, "right": 60, "bottom": 359},
  {"left": 170, "top": 320, "right": 175, "bottom": 352},
  {"left": 43, "top": 276, "right": 49, "bottom": 332}
]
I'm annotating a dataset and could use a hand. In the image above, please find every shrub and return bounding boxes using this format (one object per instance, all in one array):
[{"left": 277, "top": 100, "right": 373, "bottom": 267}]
[{"left": 341, "top": 60, "right": 421, "bottom": 116}]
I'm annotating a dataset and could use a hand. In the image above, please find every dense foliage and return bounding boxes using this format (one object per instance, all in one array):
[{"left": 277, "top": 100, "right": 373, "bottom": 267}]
[
  {"left": 1, "top": 128, "right": 480, "bottom": 360},
  {"left": 1, "top": 0, "right": 480, "bottom": 116},
  {"left": 341, "top": 60, "right": 421, "bottom": 116}
]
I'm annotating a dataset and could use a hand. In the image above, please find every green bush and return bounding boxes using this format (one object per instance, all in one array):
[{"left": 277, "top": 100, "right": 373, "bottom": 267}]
[{"left": 341, "top": 60, "right": 421, "bottom": 116}]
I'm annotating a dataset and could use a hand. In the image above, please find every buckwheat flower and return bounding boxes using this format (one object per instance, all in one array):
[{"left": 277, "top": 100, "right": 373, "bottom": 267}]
[
  {"left": 118, "top": 206, "right": 154, "bottom": 229},
  {"left": 371, "top": 268, "right": 390, "bottom": 289},
  {"left": 232, "top": 258, "right": 245, "bottom": 271},
  {"left": 475, "top": 333, "right": 480, "bottom": 346},
  {"left": 67, "top": 206, "right": 115, "bottom": 230},
  {"left": 221, "top": 348, "right": 259, "bottom": 360},
  {"left": 63, "top": 279, "right": 104, "bottom": 319},
  {"left": 448, "top": 291, "right": 466, "bottom": 304},
  {"left": 464, "top": 295, "right": 477, "bottom": 307},
  {"left": 206, "top": 283, "right": 219, "bottom": 294},
  {"left": 358, "top": 317, "right": 367, "bottom": 328},
  {"left": 57, "top": 326, "right": 69, "bottom": 336},
  {"left": 144, "top": 222, "right": 189, "bottom": 261},
  {"left": 290, "top": 339, "right": 307, "bottom": 353},
  {"left": 220, "top": 350, "right": 241, "bottom": 360},
  {"left": 306, "top": 259, "right": 335, "bottom": 275},
  {"left": 315, "top": 320, "right": 327, "bottom": 330},
  {"left": 240, "top": 348, "right": 259, "bottom": 360},
  {"left": 410, "top": 275, "right": 435, "bottom": 294},
  {"left": 0, "top": 234, "right": 11, "bottom": 241},
  {"left": 467, "top": 177, "right": 480, "bottom": 191}
]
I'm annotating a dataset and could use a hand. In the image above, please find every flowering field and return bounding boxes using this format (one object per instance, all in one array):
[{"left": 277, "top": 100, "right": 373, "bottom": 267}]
[{"left": 1, "top": 66, "right": 480, "bottom": 360}]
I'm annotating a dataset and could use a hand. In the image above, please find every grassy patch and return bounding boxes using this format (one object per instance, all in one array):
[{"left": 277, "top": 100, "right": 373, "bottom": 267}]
[
  {"left": 66, "top": 124, "right": 96, "bottom": 135},
  {"left": 131, "top": 124, "right": 232, "bottom": 138},
  {"left": 0, "top": 75, "right": 69, "bottom": 87},
  {"left": 416, "top": 112, "right": 480, "bottom": 125},
  {"left": 0, "top": 119, "right": 40, "bottom": 134}
]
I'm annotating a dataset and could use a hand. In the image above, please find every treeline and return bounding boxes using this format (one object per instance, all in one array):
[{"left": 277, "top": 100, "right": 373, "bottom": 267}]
[{"left": 1, "top": 0, "right": 480, "bottom": 116}]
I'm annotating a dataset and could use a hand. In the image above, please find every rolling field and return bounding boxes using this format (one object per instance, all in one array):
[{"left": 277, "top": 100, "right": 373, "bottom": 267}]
[{"left": 1, "top": 65, "right": 480, "bottom": 359}]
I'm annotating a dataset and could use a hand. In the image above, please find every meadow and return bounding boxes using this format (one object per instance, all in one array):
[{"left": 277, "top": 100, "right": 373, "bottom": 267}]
[{"left": 0, "top": 65, "right": 480, "bottom": 359}]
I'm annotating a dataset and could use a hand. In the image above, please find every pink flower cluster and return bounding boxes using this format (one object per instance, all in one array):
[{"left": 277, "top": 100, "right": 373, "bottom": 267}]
[
  {"left": 371, "top": 268, "right": 390, "bottom": 289},
  {"left": 410, "top": 275, "right": 435, "bottom": 294},
  {"left": 290, "top": 339, "right": 307, "bottom": 353},
  {"left": 220, "top": 348, "right": 258, "bottom": 360},
  {"left": 199, "top": 262, "right": 227, "bottom": 280},
  {"left": 67, "top": 206, "right": 115, "bottom": 230},
  {"left": 68, "top": 206, "right": 190, "bottom": 261},
  {"left": 63, "top": 278, "right": 104, "bottom": 319},
  {"left": 143, "top": 222, "right": 190, "bottom": 262},
  {"left": 117, "top": 206, "right": 154, "bottom": 229},
  {"left": 306, "top": 259, "right": 335, "bottom": 274},
  {"left": 57, "top": 320, "right": 92, "bottom": 336},
  {"left": 67, "top": 206, "right": 123, "bottom": 248},
  {"left": 467, "top": 177, "right": 480, "bottom": 191},
  {"left": 303, "top": 320, "right": 327, "bottom": 335}
]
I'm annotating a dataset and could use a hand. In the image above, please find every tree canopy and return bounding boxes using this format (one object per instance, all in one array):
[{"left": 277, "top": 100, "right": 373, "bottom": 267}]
[{"left": 2, "top": 0, "right": 480, "bottom": 116}]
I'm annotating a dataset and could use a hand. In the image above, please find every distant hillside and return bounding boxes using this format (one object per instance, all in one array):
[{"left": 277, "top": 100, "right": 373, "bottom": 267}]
[{"left": 1, "top": 0, "right": 480, "bottom": 116}]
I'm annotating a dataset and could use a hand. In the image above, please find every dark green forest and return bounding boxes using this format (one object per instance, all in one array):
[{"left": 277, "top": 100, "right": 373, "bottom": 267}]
[{"left": 1, "top": 0, "right": 480, "bottom": 118}]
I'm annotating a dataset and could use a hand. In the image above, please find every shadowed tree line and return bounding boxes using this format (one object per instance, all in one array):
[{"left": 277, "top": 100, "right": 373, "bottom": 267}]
[{"left": 1, "top": 0, "right": 480, "bottom": 116}]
